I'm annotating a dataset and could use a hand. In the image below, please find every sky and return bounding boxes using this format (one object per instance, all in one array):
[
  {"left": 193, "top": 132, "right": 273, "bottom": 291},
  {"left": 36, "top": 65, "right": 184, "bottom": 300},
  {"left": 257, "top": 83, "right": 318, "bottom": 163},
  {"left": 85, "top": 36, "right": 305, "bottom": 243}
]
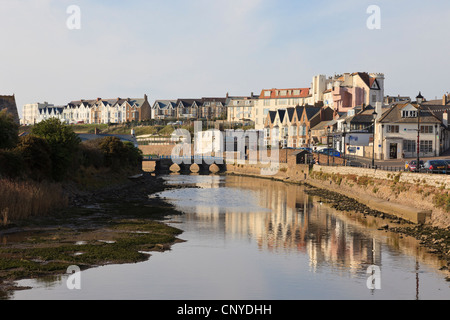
[{"left": 1, "top": 0, "right": 450, "bottom": 118}]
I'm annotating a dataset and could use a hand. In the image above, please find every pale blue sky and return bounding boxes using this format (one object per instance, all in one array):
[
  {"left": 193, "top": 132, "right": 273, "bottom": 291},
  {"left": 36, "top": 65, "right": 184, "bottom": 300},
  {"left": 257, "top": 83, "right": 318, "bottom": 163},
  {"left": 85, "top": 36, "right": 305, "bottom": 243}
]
[{"left": 1, "top": 0, "right": 450, "bottom": 116}]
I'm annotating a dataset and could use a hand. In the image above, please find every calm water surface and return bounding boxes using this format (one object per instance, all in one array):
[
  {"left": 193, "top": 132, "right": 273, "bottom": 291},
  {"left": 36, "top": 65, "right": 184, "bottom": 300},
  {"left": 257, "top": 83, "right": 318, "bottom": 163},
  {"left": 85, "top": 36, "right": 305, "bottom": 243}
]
[{"left": 11, "top": 174, "right": 450, "bottom": 300}]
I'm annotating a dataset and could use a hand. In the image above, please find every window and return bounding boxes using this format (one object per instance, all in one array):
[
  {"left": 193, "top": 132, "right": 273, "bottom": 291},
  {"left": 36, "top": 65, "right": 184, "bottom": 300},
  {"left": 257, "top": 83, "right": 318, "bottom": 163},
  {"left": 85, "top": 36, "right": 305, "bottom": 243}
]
[
  {"left": 403, "top": 140, "right": 416, "bottom": 153},
  {"left": 420, "top": 140, "right": 433, "bottom": 153},
  {"left": 420, "top": 126, "right": 434, "bottom": 134},
  {"left": 386, "top": 125, "right": 399, "bottom": 133},
  {"left": 402, "top": 110, "right": 417, "bottom": 118},
  {"left": 278, "top": 99, "right": 288, "bottom": 105},
  {"left": 264, "top": 100, "right": 270, "bottom": 106},
  {"left": 264, "top": 91, "right": 271, "bottom": 97},
  {"left": 372, "top": 95, "right": 377, "bottom": 103}
]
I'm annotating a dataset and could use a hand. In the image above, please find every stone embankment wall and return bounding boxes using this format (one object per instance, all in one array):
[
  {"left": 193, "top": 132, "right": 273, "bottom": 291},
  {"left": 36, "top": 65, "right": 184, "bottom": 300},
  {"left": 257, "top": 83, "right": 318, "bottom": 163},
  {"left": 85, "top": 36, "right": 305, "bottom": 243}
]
[
  {"left": 316, "top": 165, "right": 450, "bottom": 188},
  {"left": 308, "top": 165, "right": 449, "bottom": 227},
  {"left": 226, "top": 159, "right": 449, "bottom": 227}
]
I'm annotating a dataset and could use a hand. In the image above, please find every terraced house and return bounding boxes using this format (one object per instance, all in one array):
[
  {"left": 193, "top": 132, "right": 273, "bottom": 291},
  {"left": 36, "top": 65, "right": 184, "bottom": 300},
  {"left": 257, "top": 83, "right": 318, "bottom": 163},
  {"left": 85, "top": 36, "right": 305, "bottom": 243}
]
[
  {"left": 226, "top": 93, "right": 258, "bottom": 124},
  {"left": 23, "top": 95, "right": 151, "bottom": 125},
  {"left": 151, "top": 100, "right": 177, "bottom": 119},
  {"left": 255, "top": 87, "right": 311, "bottom": 130}
]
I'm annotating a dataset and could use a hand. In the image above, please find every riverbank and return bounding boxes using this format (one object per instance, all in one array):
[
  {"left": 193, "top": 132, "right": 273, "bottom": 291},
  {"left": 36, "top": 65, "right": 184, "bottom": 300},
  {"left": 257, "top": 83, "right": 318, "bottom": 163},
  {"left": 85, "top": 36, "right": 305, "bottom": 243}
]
[{"left": 0, "top": 172, "right": 185, "bottom": 297}]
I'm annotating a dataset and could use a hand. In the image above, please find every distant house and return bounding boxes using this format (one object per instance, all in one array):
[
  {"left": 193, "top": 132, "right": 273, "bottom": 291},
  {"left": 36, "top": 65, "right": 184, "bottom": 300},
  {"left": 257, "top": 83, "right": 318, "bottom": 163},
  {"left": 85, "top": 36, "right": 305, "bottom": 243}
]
[
  {"left": 152, "top": 100, "right": 177, "bottom": 119},
  {"left": 200, "top": 97, "right": 227, "bottom": 120},
  {"left": 226, "top": 93, "right": 258, "bottom": 124},
  {"left": 176, "top": 99, "right": 202, "bottom": 120}
]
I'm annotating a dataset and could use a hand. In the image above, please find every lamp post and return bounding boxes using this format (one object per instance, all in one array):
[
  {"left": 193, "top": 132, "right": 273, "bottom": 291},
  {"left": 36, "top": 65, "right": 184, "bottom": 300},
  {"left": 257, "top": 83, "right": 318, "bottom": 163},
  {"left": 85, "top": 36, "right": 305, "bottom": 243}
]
[
  {"left": 342, "top": 122, "right": 348, "bottom": 166},
  {"left": 372, "top": 110, "right": 378, "bottom": 168},
  {"left": 326, "top": 126, "right": 330, "bottom": 166},
  {"left": 416, "top": 92, "right": 424, "bottom": 172}
]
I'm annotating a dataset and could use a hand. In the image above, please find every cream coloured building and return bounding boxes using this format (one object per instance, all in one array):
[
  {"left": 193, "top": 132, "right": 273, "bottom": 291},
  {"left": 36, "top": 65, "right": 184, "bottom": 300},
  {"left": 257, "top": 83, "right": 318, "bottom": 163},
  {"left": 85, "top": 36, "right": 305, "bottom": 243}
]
[
  {"left": 22, "top": 102, "right": 54, "bottom": 125},
  {"left": 254, "top": 88, "right": 310, "bottom": 130}
]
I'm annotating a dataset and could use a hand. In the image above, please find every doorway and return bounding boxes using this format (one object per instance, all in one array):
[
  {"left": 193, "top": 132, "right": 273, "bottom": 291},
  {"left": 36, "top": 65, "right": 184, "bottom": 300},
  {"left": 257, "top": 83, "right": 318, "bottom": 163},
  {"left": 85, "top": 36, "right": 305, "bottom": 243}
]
[{"left": 390, "top": 143, "right": 398, "bottom": 159}]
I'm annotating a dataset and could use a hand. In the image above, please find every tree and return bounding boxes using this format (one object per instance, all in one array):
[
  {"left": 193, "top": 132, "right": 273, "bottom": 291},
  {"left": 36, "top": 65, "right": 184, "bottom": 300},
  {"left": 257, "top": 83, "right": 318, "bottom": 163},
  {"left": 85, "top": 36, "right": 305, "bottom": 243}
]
[
  {"left": 15, "top": 135, "right": 52, "bottom": 181},
  {"left": 31, "top": 118, "right": 81, "bottom": 180},
  {"left": 98, "top": 137, "right": 142, "bottom": 170},
  {"left": 0, "top": 109, "right": 19, "bottom": 149}
]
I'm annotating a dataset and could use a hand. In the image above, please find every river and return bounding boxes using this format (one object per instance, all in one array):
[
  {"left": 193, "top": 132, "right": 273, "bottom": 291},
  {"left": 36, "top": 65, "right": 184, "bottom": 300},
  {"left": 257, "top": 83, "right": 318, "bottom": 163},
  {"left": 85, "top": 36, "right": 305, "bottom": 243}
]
[{"left": 10, "top": 174, "right": 450, "bottom": 300}]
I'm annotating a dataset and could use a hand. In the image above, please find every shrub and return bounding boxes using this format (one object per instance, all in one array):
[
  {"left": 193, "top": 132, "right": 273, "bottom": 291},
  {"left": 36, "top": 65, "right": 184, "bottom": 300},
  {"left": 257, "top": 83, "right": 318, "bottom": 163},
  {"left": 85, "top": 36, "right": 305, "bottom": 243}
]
[
  {"left": 32, "top": 118, "right": 81, "bottom": 181},
  {"left": 0, "top": 149, "right": 24, "bottom": 179},
  {"left": 0, "top": 109, "right": 19, "bottom": 150},
  {"left": 98, "top": 137, "right": 142, "bottom": 170},
  {"left": 15, "top": 135, "right": 52, "bottom": 181}
]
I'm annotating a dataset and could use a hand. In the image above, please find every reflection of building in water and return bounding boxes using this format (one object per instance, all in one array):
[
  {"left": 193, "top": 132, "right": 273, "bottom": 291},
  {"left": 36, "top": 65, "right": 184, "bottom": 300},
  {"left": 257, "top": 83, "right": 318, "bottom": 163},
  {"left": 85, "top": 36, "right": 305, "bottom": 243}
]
[
  {"left": 175, "top": 175, "right": 383, "bottom": 276},
  {"left": 307, "top": 203, "right": 382, "bottom": 275},
  {"left": 224, "top": 176, "right": 382, "bottom": 275}
]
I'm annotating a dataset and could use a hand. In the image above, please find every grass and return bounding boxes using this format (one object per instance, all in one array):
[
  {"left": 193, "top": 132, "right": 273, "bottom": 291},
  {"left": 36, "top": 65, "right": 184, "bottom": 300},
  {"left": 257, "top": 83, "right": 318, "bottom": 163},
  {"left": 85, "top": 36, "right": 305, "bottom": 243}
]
[{"left": 0, "top": 179, "right": 68, "bottom": 225}]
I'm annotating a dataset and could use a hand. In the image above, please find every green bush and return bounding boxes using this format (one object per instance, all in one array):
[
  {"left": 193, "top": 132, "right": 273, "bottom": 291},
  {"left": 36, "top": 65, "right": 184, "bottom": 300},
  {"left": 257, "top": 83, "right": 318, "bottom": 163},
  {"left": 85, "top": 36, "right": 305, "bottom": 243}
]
[
  {"left": 0, "top": 149, "right": 24, "bottom": 178},
  {"left": 15, "top": 135, "right": 52, "bottom": 181},
  {"left": 98, "top": 137, "right": 142, "bottom": 170},
  {"left": 31, "top": 118, "right": 81, "bottom": 181},
  {"left": 0, "top": 109, "right": 19, "bottom": 150}
]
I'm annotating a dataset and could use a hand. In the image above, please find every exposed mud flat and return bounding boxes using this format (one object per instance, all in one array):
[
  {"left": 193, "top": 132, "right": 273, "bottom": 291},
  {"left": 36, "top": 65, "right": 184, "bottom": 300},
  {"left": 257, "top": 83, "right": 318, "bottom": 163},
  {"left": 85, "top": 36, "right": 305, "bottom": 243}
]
[{"left": 0, "top": 173, "right": 187, "bottom": 297}]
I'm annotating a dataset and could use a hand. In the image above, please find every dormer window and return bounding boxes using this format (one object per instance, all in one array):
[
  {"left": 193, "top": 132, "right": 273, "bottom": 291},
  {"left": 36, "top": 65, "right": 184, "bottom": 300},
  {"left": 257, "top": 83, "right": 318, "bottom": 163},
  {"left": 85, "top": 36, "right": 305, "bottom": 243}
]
[{"left": 402, "top": 110, "right": 417, "bottom": 118}]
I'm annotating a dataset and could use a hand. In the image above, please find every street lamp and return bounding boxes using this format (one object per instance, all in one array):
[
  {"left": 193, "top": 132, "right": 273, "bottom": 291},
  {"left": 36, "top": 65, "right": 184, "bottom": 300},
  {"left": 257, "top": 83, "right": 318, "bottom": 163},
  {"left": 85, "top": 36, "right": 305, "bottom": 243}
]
[
  {"left": 372, "top": 110, "right": 378, "bottom": 168},
  {"left": 416, "top": 92, "right": 424, "bottom": 172},
  {"left": 326, "top": 126, "right": 330, "bottom": 166},
  {"left": 342, "top": 122, "right": 348, "bottom": 166}
]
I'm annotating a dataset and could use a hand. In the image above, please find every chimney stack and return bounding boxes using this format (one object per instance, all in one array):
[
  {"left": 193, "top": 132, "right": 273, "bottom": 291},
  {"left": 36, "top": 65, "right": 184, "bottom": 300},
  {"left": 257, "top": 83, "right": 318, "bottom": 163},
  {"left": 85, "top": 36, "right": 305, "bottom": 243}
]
[{"left": 443, "top": 95, "right": 448, "bottom": 106}]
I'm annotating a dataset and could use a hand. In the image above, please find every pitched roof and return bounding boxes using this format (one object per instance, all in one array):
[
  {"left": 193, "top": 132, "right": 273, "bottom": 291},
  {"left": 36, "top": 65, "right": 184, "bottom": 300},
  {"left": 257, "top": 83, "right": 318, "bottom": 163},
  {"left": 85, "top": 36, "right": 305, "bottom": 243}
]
[
  {"left": 295, "top": 105, "right": 304, "bottom": 120},
  {"left": 268, "top": 111, "right": 277, "bottom": 124},
  {"left": 259, "top": 88, "right": 310, "bottom": 99},
  {"left": 303, "top": 106, "right": 321, "bottom": 120},
  {"left": 277, "top": 109, "right": 286, "bottom": 123},
  {"left": 154, "top": 100, "right": 177, "bottom": 109},
  {"left": 177, "top": 99, "right": 203, "bottom": 107},
  {"left": 286, "top": 107, "right": 296, "bottom": 122},
  {"left": 379, "top": 103, "right": 441, "bottom": 124}
]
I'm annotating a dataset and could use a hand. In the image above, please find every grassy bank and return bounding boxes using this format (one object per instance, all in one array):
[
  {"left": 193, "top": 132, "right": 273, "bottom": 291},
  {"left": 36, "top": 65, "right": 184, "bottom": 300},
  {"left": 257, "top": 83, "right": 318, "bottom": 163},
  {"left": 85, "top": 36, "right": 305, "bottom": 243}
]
[{"left": 0, "top": 179, "right": 68, "bottom": 226}]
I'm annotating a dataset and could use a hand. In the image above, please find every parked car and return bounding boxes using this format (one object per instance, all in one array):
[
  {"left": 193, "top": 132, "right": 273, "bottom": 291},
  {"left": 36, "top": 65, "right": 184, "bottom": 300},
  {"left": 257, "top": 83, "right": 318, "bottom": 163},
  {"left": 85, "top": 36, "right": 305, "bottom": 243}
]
[
  {"left": 423, "top": 160, "right": 448, "bottom": 174},
  {"left": 407, "top": 160, "right": 424, "bottom": 172},
  {"left": 318, "top": 148, "right": 341, "bottom": 157},
  {"left": 299, "top": 147, "right": 313, "bottom": 153}
]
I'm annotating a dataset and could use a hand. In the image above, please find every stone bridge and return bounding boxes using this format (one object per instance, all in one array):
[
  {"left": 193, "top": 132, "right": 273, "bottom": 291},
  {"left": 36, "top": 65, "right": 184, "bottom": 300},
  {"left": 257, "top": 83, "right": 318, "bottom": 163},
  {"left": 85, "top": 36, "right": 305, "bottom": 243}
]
[{"left": 142, "top": 155, "right": 227, "bottom": 174}]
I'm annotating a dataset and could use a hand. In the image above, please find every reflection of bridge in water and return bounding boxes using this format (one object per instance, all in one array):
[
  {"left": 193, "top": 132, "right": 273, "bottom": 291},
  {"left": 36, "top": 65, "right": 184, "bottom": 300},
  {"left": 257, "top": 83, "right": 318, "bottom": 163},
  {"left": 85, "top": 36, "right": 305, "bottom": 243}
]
[{"left": 142, "top": 155, "right": 227, "bottom": 173}]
